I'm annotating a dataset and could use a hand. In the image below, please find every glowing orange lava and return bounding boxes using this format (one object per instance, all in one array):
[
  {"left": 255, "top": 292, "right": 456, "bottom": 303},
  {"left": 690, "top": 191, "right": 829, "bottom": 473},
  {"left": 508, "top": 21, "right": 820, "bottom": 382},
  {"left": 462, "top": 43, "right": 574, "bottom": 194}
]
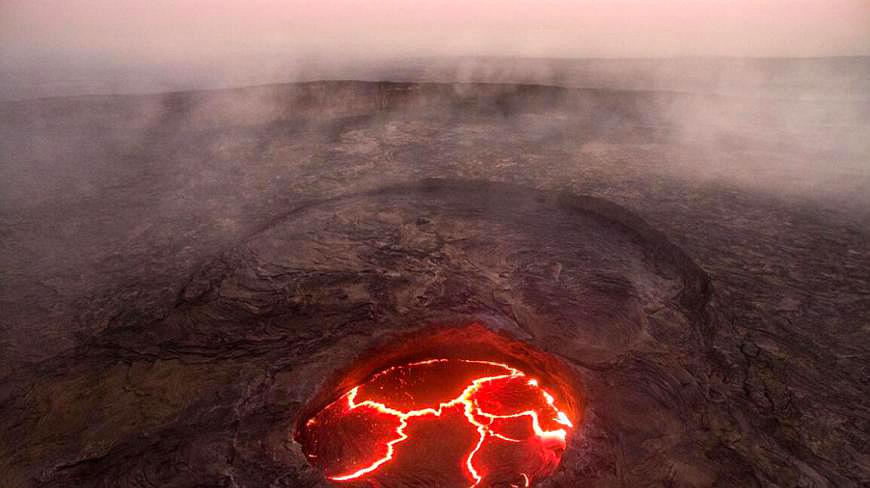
[{"left": 300, "top": 359, "right": 574, "bottom": 487}]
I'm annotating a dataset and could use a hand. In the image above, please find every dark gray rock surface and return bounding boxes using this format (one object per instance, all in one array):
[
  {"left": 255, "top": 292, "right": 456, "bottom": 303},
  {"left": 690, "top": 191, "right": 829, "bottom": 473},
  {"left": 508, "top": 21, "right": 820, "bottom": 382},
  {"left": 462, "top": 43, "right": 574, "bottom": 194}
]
[{"left": 1, "top": 81, "right": 868, "bottom": 487}]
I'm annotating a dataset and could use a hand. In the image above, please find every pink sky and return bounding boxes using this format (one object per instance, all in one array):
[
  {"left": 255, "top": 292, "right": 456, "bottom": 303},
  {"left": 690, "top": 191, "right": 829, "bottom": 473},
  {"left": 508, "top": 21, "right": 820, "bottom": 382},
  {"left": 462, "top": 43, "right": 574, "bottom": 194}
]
[{"left": 2, "top": 0, "right": 869, "bottom": 61}]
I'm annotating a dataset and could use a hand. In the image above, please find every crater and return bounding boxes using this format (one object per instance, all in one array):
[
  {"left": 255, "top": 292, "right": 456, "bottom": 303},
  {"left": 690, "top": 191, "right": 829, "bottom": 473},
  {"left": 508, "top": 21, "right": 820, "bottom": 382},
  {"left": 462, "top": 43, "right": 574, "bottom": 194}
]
[{"left": 2, "top": 179, "right": 716, "bottom": 487}]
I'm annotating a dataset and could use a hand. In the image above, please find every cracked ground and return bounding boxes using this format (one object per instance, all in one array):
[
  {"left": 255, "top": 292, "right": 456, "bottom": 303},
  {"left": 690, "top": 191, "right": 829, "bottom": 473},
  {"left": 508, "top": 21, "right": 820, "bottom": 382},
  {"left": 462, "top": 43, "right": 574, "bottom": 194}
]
[{"left": 1, "top": 81, "right": 868, "bottom": 487}]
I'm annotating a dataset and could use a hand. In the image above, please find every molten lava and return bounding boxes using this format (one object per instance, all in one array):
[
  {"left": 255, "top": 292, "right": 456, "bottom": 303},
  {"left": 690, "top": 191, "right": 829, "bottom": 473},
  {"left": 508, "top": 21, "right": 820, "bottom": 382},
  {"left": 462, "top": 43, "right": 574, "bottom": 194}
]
[{"left": 299, "top": 359, "right": 574, "bottom": 487}]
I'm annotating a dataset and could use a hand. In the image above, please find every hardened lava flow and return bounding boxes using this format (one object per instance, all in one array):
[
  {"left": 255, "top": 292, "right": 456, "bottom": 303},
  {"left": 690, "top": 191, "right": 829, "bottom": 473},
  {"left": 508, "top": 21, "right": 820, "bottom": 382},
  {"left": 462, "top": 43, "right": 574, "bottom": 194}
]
[{"left": 298, "top": 358, "right": 575, "bottom": 487}]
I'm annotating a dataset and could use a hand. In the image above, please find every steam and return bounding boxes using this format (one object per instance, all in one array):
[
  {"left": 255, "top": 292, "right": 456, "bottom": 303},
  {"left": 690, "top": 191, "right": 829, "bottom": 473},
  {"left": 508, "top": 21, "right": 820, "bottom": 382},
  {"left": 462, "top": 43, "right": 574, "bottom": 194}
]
[{"left": 2, "top": 0, "right": 870, "bottom": 100}]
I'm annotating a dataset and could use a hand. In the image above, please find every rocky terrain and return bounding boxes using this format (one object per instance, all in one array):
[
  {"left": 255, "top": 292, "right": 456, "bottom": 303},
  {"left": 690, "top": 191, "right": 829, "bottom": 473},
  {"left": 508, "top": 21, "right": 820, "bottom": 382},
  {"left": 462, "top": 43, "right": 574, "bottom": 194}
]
[{"left": 1, "top": 80, "right": 868, "bottom": 487}]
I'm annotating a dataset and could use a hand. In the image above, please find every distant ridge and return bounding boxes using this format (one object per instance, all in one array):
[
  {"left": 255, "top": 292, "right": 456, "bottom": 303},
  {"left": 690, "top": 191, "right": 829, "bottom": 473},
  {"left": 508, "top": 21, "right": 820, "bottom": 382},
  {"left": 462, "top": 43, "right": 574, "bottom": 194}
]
[{"left": 2, "top": 56, "right": 869, "bottom": 102}]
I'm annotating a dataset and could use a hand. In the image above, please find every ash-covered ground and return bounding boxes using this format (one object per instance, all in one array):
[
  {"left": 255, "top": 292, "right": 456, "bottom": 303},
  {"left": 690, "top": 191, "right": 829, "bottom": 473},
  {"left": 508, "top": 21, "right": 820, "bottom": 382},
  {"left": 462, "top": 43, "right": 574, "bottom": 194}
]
[{"left": 1, "top": 69, "right": 869, "bottom": 487}]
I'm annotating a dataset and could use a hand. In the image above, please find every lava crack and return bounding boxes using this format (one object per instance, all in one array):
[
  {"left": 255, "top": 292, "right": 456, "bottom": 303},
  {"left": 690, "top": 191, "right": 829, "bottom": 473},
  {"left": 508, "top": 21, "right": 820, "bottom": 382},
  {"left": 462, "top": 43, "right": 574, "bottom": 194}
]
[{"left": 300, "top": 359, "right": 574, "bottom": 487}]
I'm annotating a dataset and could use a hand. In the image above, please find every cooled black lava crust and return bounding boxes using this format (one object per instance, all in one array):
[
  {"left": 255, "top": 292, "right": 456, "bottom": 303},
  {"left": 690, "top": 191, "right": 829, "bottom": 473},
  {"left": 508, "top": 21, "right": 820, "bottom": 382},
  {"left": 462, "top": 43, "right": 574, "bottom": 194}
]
[{"left": 3, "top": 80, "right": 869, "bottom": 487}]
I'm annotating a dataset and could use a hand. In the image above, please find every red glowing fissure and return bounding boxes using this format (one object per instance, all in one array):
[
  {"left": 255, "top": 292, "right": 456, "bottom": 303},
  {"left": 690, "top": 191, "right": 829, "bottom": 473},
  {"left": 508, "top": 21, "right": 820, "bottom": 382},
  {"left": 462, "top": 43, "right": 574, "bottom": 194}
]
[{"left": 303, "top": 359, "right": 573, "bottom": 487}]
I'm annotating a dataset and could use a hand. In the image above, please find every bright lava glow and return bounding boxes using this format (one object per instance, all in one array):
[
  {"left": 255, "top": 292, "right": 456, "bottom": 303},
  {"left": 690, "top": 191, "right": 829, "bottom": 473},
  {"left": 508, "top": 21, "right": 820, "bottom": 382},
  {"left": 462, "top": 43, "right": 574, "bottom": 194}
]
[{"left": 300, "top": 359, "right": 574, "bottom": 487}]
